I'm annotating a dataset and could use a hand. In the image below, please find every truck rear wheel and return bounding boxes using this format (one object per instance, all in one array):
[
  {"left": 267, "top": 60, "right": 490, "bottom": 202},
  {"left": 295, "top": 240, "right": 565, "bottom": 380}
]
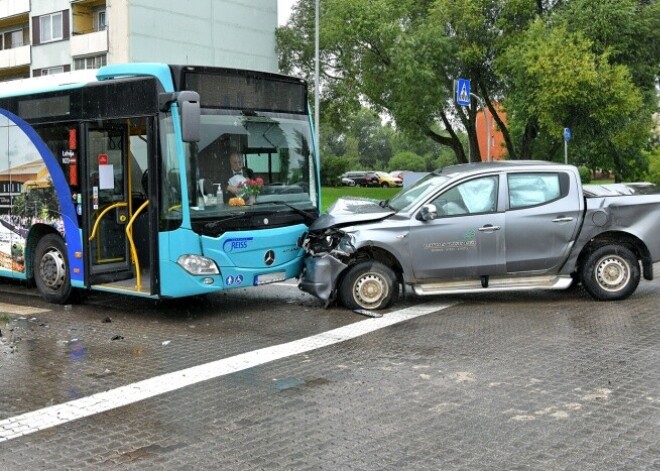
[
  {"left": 580, "top": 245, "right": 640, "bottom": 301},
  {"left": 33, "top": 234, "right": 75, "bottom": 304},
  {"left": 338, "top": 261, "right": 398, "bottom": 310}
]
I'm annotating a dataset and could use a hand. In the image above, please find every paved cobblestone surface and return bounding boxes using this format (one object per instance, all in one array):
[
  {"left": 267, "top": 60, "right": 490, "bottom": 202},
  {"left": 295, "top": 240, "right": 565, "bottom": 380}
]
[{"left": 0, "top": 267, "right": 658, "bottom": 470}]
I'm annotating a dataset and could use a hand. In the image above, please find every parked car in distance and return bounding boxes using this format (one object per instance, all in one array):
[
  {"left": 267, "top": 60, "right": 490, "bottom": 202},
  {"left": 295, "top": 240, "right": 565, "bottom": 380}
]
[
  {"left": 389, "top": 170, "right": 406, "bottom": 180},
  {"left": 340, "top": 176, "right": 356, "bottom": 186},
  {"left": 340, "top": 171, "right": 379, "bottom": 187},
  {"left": 375, "top": 171, "right": 403, "bottom": 188}
]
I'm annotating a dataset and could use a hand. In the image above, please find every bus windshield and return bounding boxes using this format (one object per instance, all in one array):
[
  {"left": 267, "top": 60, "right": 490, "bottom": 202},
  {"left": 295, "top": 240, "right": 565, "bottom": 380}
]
[{"left": 184, "top": 109, "right": 318, "bottom": 235}]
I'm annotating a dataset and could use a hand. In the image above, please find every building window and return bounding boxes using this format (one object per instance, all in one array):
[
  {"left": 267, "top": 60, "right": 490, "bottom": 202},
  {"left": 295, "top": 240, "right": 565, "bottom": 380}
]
[
  {"left": 39, "top": 12, "right": 64, "bottom": 43},
  {"left": 41, "top": 66, "right": 65, "bottom": 76},
  {"left": 1, "top": 28, "right": 27, "bottom": 50},
  {"left": 74, "top": 54, "right": 107, "bottom": 70},
  {"left": 96, "top": 10, "right": 107, "bottom": 31}
]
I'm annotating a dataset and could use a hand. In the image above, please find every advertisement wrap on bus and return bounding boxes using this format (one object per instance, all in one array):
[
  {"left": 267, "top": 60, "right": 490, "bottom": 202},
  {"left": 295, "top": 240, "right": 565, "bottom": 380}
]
[{"left": 0, "top": 63, "right": 320, "bottom": 303}]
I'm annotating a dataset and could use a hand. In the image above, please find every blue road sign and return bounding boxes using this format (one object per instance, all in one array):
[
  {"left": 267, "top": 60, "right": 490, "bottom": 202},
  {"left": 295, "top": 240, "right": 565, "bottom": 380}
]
[
  {"left": 564, "top": 127, "right": 572, "bottom": 142},
  {"left": 456, "top": 78, "right": 471, "bottom": 107}
]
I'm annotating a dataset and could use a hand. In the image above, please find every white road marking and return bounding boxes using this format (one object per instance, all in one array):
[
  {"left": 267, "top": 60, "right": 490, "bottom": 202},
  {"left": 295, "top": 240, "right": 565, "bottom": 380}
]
[
  {"left": 0, "top": 302, "right": 454, "bottom": 443},
  {"left": 0, "top": 303, "right": 51, "bottom": 316}
]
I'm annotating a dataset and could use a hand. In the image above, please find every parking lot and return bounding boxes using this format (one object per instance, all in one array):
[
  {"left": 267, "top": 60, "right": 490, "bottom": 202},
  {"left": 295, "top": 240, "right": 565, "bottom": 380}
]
[{"left": 0, "top": 266, "right": 658, "bottom": 470}]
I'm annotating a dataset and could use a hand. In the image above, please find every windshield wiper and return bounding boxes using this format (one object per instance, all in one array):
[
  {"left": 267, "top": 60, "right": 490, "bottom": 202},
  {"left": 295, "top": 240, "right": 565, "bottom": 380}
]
[
  {"left": 253, "top": 201, "right": 318, "bottom": 225},
  {"left": 203, "top": 211, "right": 247, "bottom": 231}
]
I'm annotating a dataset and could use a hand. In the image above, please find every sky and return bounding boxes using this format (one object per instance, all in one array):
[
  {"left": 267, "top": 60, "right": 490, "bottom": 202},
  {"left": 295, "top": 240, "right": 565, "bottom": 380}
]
[{"left": 277, "top": 0, "right": 297, "bottom": 26}]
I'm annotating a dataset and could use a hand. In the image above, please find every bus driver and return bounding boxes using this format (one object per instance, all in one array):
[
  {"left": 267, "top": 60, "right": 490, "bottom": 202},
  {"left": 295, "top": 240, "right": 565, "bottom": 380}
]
[{"left": 226, "top": 151, "right": 254, "bottom": 199}]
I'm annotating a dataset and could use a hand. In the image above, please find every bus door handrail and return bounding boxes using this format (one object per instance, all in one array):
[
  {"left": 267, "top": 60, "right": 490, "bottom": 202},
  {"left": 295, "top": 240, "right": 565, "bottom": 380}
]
[
  {"left": 88, "top": 202, "right": 128, "bottom": 241},
  {"left": 125, "top": 200, "right": 150, "bottom": 290}
]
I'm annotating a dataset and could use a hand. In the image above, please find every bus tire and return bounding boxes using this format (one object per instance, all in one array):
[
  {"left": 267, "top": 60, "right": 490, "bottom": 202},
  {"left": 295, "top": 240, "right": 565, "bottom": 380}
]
[
  {"left": 580, "top": 244, "right": 640, "bottom": 301},
  {"left": 34, "top": 234, "right": 75, "bottom": 304},
  {"left": 338, "top": 261, "right": 398, "bottom": 310}
]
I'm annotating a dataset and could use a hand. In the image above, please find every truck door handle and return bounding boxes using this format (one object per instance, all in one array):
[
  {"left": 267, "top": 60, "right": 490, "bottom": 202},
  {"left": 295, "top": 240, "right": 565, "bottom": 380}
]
[
  {"left": 478, "top": 225, "right": 501, "bottom": 232},
  {"left": 552, "top": 217, "right": 574, "bottom": 223}
]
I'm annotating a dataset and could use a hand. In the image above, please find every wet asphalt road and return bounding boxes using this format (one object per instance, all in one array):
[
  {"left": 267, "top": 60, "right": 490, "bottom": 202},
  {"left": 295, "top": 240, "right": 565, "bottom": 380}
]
[{"left": 0, "top": 267, "right": 658, "bottom": 470}]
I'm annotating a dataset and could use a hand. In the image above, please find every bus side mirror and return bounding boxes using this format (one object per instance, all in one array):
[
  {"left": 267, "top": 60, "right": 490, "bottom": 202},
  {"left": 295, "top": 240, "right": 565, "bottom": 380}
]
[
  {"left": 160, "top": 91, "right": 201, "bottom": 143},
  {"left": 177, "top": 91, "right": 201, "bottom": 143}
]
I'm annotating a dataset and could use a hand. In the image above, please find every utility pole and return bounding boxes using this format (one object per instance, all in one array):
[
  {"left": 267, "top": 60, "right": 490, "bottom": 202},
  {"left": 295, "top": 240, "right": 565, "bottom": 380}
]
[{"left": 314, "top": 0, "right": 320, "bottom": 157}]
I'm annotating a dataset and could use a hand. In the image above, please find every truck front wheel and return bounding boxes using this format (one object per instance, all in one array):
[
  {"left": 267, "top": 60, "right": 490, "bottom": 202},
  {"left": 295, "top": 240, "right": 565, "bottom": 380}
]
[
  {"left": 338, "top": 261, "right": 399, "bottom": 310},
  {"left": 580, "top": 245, "right": 640, "bottom": 301}
]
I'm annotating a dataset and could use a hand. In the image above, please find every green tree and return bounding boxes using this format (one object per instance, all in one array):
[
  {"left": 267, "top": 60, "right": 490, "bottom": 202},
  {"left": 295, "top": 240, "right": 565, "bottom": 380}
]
[
  {"left": 497, "top": 20, "right": 649, "bottom": 178},
  {"left": 351, "top": 110, "right": 394, "bottom": 168},
  {"left": 277, "top": 0, "right": 659, "bottom": 175},
  {"left": 389, "top": 151, "right": 426, "bottom": 172},
  {"left": 320, "top": 155, "right": 350, "bottom": 186},
  {"left": 278, "top": 0, "right": 468, "bottom": 161},
  {"left": 644, "top": 146, "right": 660, "bottom": 185}
]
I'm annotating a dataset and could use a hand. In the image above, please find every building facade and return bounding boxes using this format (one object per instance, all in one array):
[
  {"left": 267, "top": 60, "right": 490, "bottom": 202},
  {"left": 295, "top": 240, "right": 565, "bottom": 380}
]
[
  {"left": 0, "top": 0, "right": 278, "bottom": 82},
  {"left": 476, "top": 104, "right": 507, "bottom": 161}
]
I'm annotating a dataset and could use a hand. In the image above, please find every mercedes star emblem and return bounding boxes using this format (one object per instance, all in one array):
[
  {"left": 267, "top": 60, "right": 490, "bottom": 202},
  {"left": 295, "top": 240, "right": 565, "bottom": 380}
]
[{"left": 264, "top": 250, "right": 276, "bottom": 266}]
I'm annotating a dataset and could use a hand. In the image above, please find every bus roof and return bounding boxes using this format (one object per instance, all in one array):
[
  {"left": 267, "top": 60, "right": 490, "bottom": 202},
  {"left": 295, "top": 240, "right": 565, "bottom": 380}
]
[
  {"left": 0, "top": 69, "right": 99, "bottom": 99},
  {"left": 0, "top": 63, "right": 177, "bottom": 100}
]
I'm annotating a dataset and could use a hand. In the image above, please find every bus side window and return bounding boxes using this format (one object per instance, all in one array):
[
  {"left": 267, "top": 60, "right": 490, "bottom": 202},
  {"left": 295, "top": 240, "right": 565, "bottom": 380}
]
[{"left": 159, "top": 114, "right": 183, "bottom": 227}]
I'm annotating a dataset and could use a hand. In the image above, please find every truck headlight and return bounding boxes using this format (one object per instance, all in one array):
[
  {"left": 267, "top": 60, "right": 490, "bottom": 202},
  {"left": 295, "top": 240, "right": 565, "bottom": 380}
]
[{"left": 177, "top": 254, "right": 220, "bottom": 275}]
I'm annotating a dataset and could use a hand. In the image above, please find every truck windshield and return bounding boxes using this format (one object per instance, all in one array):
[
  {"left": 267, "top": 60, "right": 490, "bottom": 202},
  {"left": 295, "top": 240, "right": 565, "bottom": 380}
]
[{"left": 388, "top": 173, "right": 450, "bottom": 212}]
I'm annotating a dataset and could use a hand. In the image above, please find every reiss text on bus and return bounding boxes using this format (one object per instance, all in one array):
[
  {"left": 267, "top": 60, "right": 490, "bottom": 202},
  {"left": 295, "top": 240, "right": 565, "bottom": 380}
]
[{"left": 0, "top": 63, "right": 320, "bottom": 303}]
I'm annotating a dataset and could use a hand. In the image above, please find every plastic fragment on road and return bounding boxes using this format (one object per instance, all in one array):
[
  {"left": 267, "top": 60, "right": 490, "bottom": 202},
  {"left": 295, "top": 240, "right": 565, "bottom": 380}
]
[{"left": 353, "top": 309, "right": 383, "bottom": 318}]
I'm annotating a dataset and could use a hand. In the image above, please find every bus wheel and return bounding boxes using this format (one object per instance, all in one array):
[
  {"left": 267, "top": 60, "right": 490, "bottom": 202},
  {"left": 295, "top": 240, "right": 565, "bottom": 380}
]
[
  {"left": 338, "top": 261, "right": 398, "bottom": 310},
  {"left": 34, "top": 234, "right": 74, "bottom": 304}
]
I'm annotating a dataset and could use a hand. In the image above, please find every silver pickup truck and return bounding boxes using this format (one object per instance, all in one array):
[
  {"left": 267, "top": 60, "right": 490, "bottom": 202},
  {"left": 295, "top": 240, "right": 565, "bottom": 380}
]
[{"left": 299, "top": 161, "right": 660, "bottom": 310}]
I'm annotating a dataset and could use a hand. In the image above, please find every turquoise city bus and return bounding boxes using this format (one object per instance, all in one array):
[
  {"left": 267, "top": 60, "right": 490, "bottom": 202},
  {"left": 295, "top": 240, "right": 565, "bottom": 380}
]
[{"left": 0, "top": 64, "right": 320, "bottom": 303}]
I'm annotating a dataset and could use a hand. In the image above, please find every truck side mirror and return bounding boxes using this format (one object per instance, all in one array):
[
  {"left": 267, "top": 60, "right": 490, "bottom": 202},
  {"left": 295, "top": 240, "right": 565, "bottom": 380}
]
[{"left": 417, "top": 204, "right": 438, "bottom": 221}]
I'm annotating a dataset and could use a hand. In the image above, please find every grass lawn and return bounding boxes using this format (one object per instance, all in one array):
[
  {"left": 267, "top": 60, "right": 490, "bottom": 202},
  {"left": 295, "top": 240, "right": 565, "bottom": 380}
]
[{"left": 321, "top": 186, "right": 402, "bottom": 212}]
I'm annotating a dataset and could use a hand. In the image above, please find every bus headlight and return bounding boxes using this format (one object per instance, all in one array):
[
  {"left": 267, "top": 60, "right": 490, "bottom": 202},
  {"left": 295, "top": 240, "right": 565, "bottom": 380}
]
[{"left": 177, "top": 254, "right": 220, "bottom": 275}]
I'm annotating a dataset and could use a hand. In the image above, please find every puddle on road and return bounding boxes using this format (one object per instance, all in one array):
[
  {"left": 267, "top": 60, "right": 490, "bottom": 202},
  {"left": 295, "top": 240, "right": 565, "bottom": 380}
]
[{"left": 273, "top": 376, "right": 331, "bottom": 392}]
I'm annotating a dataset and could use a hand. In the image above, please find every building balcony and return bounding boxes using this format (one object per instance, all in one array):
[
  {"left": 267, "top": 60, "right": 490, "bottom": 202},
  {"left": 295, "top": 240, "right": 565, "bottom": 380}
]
[
  {"left": 0, "top": 0, "right": 29, "bottom": 22},
  {"left": 0, "top": 43, "right": 30, "bottom": 69},
  {"left": 70, "top": 29, "right": 108, "bottom": 57}
]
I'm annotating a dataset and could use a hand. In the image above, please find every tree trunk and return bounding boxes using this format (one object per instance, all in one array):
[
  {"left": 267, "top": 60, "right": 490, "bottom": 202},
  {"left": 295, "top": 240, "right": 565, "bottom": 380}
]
[
  {"left": 423, "top": 115, "right": 468, "bottom": 164},
  {"left": 480, "top": 84, "right": 517, "bottom": 159}
]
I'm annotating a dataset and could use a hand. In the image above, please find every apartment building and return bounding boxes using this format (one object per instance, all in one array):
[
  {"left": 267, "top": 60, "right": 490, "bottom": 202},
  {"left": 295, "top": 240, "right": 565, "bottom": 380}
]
[{"left": 0, "top": 0, "right": 278, "bottom": 82}]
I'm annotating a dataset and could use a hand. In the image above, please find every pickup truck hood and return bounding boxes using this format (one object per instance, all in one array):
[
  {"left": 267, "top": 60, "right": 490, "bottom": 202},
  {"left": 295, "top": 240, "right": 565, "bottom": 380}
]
[{"left": 310, "top": 196, "right": 394, "bottom": 230}]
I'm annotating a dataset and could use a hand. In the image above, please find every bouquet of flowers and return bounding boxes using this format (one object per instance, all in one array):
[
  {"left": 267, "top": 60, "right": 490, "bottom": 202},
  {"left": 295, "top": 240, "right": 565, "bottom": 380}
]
[{"left": 238, "top": 177, "right": 264, "bottom": 197}]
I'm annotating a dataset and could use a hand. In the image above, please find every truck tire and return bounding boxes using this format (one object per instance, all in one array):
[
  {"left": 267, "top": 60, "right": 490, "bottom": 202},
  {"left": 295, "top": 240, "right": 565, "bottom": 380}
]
[
  {"left": 33, "top": 234, "right": 75, "bottom": 304},
  {"left": 338, "top": 261, "right": 399, "bottom": 310},
  {"left": 580, "top": 245, "right": 640, "bottom": 301}
]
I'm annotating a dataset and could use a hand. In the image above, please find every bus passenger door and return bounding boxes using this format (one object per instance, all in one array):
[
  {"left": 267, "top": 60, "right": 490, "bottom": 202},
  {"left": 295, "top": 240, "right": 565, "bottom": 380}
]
[
  {"left": 84, "top": 117, "right": 156, "bottom": 294},
  {"left": 85, "top": 121, "right": 133, "bottom": 284}
]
